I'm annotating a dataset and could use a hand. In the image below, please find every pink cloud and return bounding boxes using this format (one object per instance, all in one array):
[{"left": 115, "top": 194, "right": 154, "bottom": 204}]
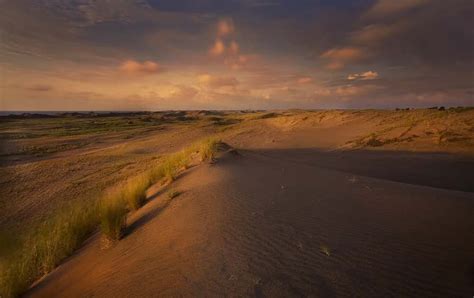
[
  {"left": 297, "top": 77, "right": 313, "bottom": 84},
  {"left": 119, "top": 60, "right": 161, "bottom": 75},
  {"left": 320, "top": 47, "right": 367, "bottom": 70},
  {"left": 351, "top": 24, "right": 405, "bottom": 44},
  {"left": 26, "top": 84, "right": 53, "bottom": 91},
  {"left": 209, "top": 39, "right": 226, "bottom": 56},
  {"left": 321, "top": 47, "right": 365, "bottom": 61},
  {"left": 198, "top": 74, "right": 239, "bottom": 88},
  {"left": 229, "top": 40, "right": 239, "bottom": 55},
  {"left": 347, "top": 71, "right": 379, "bottom": 80},
  {"left": 217, "top": 18, "right": 235, "bottom": 37}
]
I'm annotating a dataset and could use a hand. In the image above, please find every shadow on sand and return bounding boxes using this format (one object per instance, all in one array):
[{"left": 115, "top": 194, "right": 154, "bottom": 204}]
[{"left": 244, "top": 148, "right": 474, "bottom": 193}]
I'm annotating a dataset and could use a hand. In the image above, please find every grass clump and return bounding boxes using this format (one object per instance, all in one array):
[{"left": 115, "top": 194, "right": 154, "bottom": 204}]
[
  {"left": 167, "top": 189, "right": 181, "bottom": 199},
  {"left": 99, "top": 189, "right": 128, "bottom": 241},
  {"left": 0, "top": 201, "right": 99, "bottom": 298},
  {"left": 123, "top": 174, "right": 150, "bottom": 210},
  {"left": 198, "top": 137, "right": 220, "bottom": 162},
  {"left": 148, "top": 137, "right": 220, "bottom": 183}
]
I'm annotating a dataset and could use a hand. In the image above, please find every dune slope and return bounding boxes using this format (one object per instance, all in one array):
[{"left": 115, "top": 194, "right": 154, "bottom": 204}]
[{"left": 28, "top": 149, "right": 474, "bottom": 297}]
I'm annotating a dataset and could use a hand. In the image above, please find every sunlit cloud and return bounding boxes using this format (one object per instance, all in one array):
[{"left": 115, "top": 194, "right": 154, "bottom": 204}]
[
  {"left": 26, "top": 84, "right": 53, "bottom": 92},
  {"left": 224, "top": 54, "right": 260, "bottom": 70},
  {"left": 119, "top": 60, "right": 161, "bottom": 75},
  {"left": 229, "top": 41, "right": 240, "bottom": 55},
  {"left": 217, "top": 18, "right": 235, "bottom": 37},
  {"left": 168, "top": 85, "right": 199, "bottom": 100},
  {"left": 335, "top": 84, "right": 382, "bottom": 97},
  {"left": 321, "top": 47, "right": 365, "bottom": 61},
  {"left": 209, "top": 39, "right": 226, "bottom": 56},
  {"left": 347, "top": 71, "right": 379, "bottom": 81},
  {"left": 297, "top": 77, "right": 313, "bottom": 84},
  {"left": 1, "top": 0, "right": 472, "bottom": 110},
  {"left": 320, "top": 47, "right": 366, "bottom": 70},
  {"left": 198, "top": 74, "right": 239, "bottom": 88}
]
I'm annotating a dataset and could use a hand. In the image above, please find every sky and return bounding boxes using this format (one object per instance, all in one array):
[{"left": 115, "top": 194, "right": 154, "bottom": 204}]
[{"left": 0, "top": 0, "right": 473, "bottom": 111}]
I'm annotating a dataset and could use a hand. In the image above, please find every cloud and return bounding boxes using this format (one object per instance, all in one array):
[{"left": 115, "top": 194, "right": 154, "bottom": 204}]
[
  {"left": 217, "top": 18, "right": 235, "bottom": 37},
  {"left": 320, "top": 47, "right": 366, "bottom": 70},
  {"left": 208, "top": 17, "right": 252, "bottom": 68},
  {"left": 297, "top": 77, "right": 313, "bottom": 84},
  {"left": 119, "top": 60, "right": 161, "bottom": 75},
  {"left": 198, "top": 74, "right": 239, "bottom": 88},
  {"left": 209, "top": 18, "right": 239, "bottom": 57},
  {"left": 229, "top": 41, "right": 240, "bottom": 55},
  {"left": 26, "top": 84, "right": 53, "bottom": 92},
  {"left": 351, "top": 24, "right": 405, "bottom": 45},
  {"left": 347, "top": 71, "right": 379, "bottom": 80},
  {"left": 209, "top": 39, "right": 226, "bottom": 56},
  {"left": 365, "top": 0, "right": 431, "bottom": 18},
  {"left": 321, "top": 47, "right": 365, "bottom": 61},
  {"left": 335, "top": 84, "right": 381, "bottom": 97},
  {"left": 168, "top": 85, "right": 199, "bottom": 100},
  {"left": 314, "top": 87, "right": 332, "bottom": 97},
  {"left": 224, "top": 54, "right": 260, "bottom": 70}
]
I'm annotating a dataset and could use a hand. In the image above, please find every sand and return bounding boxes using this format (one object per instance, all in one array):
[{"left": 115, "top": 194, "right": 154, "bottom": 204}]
[
  {"left": 2, "top": 109, "right": 473, "bottom": 297},
  {"left": 28, "top": 149, "right": 474, "bottom": 297}
]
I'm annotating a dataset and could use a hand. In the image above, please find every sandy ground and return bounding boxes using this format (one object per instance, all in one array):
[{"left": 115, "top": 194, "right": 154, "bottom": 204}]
[
  {"left": 0, "top": 123, "right": 214, "bottom": 231},
  {"left": 28, "top": 149, "right": 474, "bottom": 297},
  {"left": 2, "top": 109, "right": 474, "bottom": 297}
]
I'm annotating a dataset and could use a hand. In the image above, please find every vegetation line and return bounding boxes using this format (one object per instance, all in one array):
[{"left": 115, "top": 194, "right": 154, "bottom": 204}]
[{"left": 0, "top": 137, "right": 220, "bottom": 298}]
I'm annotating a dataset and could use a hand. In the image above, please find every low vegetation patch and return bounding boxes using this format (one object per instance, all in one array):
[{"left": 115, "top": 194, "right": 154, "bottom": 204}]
[
  {"left": 123, "top": 174, "right": 150, "bottom": 211},
  {"left": 198, "top": 137, "right": 220, "bottom": 162},
  {"left": 0, "top": 201, "right": 99, "bottom": 298},
  {"left": 100, "top": 189, "right": 128, "bottom": 241},
  {"left": 167, "top": 189, "right": 181, "bottom": 199},
  {"left": 0, "top": 137, "right": 222, "bottom": 298}
]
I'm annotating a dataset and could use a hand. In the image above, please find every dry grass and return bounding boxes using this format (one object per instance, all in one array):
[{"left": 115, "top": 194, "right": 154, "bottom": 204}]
[
  {"left": 99, "top": 189, "right": 128, "bottom": 241},
  {"left": 0, "top": 136, "right": 222, "bottom": 297},
  {"left": 0, "top": 201, "right": 98, "bottom": 298},
  {"left": 123, "top": 174, "right": 150, "bottom": 210},
  {"left": 167, "top": 189, "right": 181, "bottom": 199},
  {"left": 149, "top": 137, "right": 220, "bottom": 182},
  {"left": 198, "top": 137, "right": 220, "bottom": 162}
]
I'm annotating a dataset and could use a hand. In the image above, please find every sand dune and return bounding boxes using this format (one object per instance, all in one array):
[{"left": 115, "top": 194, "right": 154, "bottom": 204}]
[
  {"left": 28, "top": 149, "right": 474, "bottom": 297},
  {"left": 2, "top": 109, "right": 473, "bottom": 297}
]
